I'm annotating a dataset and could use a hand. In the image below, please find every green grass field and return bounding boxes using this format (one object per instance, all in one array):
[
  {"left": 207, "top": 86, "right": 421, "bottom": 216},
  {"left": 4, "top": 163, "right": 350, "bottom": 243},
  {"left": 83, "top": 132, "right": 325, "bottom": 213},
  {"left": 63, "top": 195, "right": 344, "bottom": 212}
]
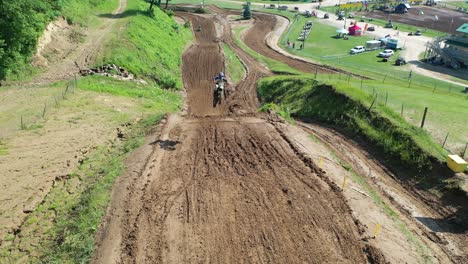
[
  {"left": 258, "top": 76, "right": 448, "bottom": 166},
  {"left": 444, "top": 1, "right": 468, "bottom": 9},
  {"left": 223, "top": 44, "right": 246, "bottom": 84},
  {"left": 62, "top": 0, "right": 120, "bottom": 26},
  {"left": 271, "top": 14, "right": 468, "bottom": 153}
]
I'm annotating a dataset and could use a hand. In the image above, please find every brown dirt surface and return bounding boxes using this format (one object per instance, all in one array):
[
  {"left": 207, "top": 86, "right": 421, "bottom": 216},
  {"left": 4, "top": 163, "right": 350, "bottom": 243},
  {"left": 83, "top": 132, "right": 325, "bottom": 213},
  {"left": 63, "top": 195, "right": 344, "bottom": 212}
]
[
  {"left": 92, "top": 11, "right": 376, "bottom": 264},
  {"left": 360, "top": 6, "right": 468, "bottom": 34},
  {"left": 242, "top": 12, "right": 337, "bottom": 74}
]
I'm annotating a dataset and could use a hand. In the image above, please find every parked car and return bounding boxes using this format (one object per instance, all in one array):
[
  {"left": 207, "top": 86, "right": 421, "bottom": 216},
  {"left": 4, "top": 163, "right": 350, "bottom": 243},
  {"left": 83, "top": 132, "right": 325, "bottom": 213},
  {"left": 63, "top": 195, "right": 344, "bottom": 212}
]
[
  {"left": 395, "top": 57, "right": 407, "bottom": 65},
  {"left": 379, "top": 49, "right": 395, "bottom": 57},
  {"left": 367, "top": 26, "right": 375, "bottom": 31},
  {"left": 414, "top": 29, "right": 422, "bottom": 36},
  {"left": 324, "top": 13, "right": 329, "bottom": 19},
  {"left": 350, "top": 45, "right": 365, "bottom": 54}
]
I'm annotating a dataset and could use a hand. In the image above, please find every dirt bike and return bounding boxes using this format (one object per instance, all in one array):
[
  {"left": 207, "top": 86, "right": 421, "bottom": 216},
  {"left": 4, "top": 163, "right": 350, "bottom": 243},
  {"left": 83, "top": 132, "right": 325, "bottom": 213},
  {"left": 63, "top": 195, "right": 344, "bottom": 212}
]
[{"left": 213, "top": 81, "right": 226, "bottom": 106}]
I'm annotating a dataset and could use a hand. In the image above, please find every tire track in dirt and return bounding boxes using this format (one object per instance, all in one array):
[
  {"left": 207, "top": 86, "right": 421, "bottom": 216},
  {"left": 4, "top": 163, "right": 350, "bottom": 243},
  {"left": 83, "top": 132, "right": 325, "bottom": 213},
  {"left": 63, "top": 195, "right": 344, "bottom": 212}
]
[{"left": 93, "top": 10, "right": 379, "bottom": 264}]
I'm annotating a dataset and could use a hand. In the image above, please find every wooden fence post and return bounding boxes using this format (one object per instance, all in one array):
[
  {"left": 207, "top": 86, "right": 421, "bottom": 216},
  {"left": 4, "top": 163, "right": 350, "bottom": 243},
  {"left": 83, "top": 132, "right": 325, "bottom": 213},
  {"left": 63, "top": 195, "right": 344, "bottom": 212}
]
[
  {"left": 420, "top": 107, "right": 428, "bottom": 128},
  {"left": 442, "top": 133, "right": 449, "bottom": 148},
  {"left": 462, "top": 143, "right": 468, "bottom": 158},
  {"left": 42, "top": 103, "right": 47, "bottom": 118},
  {"left": 368, "top": 95, "right": 378, "bottom": 111}
]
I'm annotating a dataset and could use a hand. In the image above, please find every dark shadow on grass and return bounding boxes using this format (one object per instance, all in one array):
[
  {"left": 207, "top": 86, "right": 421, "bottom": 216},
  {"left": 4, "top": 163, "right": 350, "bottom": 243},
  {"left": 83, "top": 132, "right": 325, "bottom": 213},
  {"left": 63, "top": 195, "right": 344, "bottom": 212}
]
[{"left": 98, "top": 9, "right": 153, "bottom": 19}]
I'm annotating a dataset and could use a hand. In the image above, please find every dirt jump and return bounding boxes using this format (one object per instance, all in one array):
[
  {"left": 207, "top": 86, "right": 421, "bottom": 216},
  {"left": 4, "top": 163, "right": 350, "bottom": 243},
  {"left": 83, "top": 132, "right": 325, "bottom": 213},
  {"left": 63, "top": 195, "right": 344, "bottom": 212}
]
[{"left": 92, "top": 9, "right": 382, "bottom": 264}]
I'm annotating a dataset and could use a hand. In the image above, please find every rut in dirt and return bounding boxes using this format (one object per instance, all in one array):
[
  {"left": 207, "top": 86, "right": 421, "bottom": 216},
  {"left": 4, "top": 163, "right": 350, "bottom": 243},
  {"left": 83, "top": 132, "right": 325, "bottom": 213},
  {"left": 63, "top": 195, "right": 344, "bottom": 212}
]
[{"left": 93, "top": 10, "right": 374, "bottom": 264}]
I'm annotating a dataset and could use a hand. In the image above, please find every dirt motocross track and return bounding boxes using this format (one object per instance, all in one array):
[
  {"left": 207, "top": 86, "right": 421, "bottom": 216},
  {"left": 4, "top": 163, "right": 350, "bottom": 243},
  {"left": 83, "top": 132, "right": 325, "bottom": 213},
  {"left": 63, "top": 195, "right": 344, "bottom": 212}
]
[{"left": 92, "top": 10, "right": 383, "bottom": 264}]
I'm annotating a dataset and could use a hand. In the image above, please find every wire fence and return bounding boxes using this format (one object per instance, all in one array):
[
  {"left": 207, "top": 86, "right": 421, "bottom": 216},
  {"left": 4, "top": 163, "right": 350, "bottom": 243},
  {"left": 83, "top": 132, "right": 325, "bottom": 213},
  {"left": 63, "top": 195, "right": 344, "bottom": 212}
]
[
  {"left": 314, "top": 72, "right": 468, "bottom": 157},
  {"left": 18, "top": 76, "right": 78, "bottom": 132}
]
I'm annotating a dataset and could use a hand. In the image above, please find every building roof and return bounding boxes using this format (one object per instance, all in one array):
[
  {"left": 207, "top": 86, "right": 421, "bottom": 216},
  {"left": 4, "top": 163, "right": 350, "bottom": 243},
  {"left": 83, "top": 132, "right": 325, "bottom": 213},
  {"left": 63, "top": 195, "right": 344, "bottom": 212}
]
[
  {"left": 456, "top": 23, "right": 468, "bottom": 34},
  {"left": 446, "top": 39, "right": 468, "bottom": 48}
]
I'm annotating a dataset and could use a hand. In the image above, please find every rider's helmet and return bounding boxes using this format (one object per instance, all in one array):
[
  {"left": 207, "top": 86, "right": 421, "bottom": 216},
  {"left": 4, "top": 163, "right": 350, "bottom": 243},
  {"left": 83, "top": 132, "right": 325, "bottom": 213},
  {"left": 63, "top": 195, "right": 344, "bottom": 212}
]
[{"left": 219, "top": 71, "right": 224, "bottom": 78}]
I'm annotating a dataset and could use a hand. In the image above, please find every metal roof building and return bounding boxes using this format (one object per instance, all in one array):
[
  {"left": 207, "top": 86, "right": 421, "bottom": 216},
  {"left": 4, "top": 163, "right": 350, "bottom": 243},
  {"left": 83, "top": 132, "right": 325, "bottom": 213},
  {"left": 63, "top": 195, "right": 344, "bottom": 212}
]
[{"left": 425, "top": 23, "right": 468, "bottom": 69}]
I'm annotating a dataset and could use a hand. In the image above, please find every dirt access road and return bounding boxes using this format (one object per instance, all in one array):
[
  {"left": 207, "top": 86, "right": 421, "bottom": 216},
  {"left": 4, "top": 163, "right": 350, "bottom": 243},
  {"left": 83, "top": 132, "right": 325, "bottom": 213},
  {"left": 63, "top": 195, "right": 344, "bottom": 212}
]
[{"left": 92, "top": 10, "right": 383, "bottom": 264}]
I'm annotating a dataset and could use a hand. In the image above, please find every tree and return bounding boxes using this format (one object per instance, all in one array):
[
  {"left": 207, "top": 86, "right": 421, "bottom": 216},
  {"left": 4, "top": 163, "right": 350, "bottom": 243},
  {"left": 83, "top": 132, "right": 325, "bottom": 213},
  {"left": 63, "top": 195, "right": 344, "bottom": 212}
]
[
  {"left": 243, "top": 2, "right": 251, "bottom": 20},
  {"left": 146, "top": 0, "right": 162, "bottom": 11},
  {"left": 165, "top": 0, "right": 171, "bottom": 9}
]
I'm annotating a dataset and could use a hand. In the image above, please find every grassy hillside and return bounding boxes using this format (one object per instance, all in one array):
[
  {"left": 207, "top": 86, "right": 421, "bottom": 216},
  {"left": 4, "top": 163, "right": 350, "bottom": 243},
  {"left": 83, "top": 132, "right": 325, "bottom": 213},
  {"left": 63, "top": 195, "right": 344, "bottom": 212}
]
[
  {"left": 0, "top": 0, "right": 118, "bottom": 81},
  {"left": 258, "top": 76, "right": 448, "bottom": 169},
  {"left": 61, "top": 0, "right": 119, "bottom": 26},
  {"left": 98, "top": 1, "right": 192, "bottom": 88}
]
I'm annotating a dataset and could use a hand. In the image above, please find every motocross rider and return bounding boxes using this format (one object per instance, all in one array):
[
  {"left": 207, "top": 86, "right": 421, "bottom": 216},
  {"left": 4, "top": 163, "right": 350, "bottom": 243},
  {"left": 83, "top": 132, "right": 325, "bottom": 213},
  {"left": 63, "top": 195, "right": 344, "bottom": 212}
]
[{"left": 214, "top": 71, "right": 227, "bottom": 91}]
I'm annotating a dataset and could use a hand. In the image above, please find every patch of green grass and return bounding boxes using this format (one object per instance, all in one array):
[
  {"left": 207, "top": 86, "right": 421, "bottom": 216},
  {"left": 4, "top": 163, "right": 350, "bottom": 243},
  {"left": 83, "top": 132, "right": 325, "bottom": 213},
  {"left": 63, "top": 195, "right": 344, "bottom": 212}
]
[
  {"left": 74, "top": 76, "right": 181, "bottom": 112},
  {"left": 223, "top": 44, "right": 246, "bottom": 84},
  {"left": 308, "top": 134, "right": 319, "bottom": 143},
  {"left": 61, "top": 0, "right": 120, "bottom": 26},
  {"left": 258, "top": 76, "right": 448, "bottom": 168},
  {"left": 98, "top": 1, "right": 192, "bottom": 89},
  {"left": 259, "top": 102, "right": 294, "bottom": 123},
  {"left": 444, "top": 1, "right": 468, "bottom": 9},
  {"left": 0, "top": 140, "right": 7, "bottom": 156},
  {"left": 233, "top": 26, "right": 300, "bottom": 74},
  {"left": 21, "top": 122, "right": 44, "bottom": 131}
]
